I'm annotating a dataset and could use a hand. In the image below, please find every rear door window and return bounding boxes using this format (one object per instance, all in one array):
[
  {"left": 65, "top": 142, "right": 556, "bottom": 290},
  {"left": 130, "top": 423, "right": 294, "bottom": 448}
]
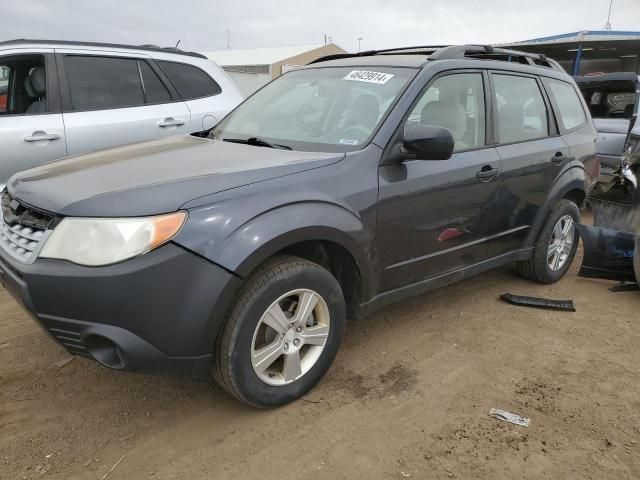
[
  {"left": 139, "top": 61, "right": 171, "bottom": 104},
  {"left": 157, "top": 61, "right": 221, "bottom": 100},
  {"left": 66, "top": 56, "right": 144, "bottom": 110},
  {"left": 493, "top": 74, "right": 549, "bottom": 144},
  {"left": 65, "top": 56, "right": 176, "bottom": 111},
  {"left": 544, "top": 78, "right": 586, "bottom": 131}
]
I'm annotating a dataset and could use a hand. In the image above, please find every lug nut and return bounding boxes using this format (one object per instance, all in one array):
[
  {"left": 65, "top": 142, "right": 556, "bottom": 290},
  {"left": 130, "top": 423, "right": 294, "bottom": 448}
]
[
  {"left": 296, "top": 326, "right": 303, "bottom": 333},
  {"left": 289, "top": 322, "right": 294, "bottom": 329},
  {"left": 293, "top": 339, "right": 300, "bottom": 347},
  {"left": 284, "top": 343, "right": 289, "bottom": 352}
]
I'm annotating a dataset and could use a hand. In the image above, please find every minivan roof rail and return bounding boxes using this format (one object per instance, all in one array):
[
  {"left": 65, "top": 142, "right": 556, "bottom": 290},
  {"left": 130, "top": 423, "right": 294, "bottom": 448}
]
[
  {"left": 310, "top": 44, "right": 564, "bottom": 71},
  {"left": 0, "top": 39, "right": 207, "bottom": 59}
]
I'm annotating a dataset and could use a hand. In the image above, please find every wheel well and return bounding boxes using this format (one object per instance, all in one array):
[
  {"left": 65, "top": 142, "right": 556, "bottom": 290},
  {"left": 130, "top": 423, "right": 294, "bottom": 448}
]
[
  {"left": 277, "top": 240, "right": 362, "bottom": 319},
  {"left": 563, "top": 188, "right": 586, "bottom": 208}
]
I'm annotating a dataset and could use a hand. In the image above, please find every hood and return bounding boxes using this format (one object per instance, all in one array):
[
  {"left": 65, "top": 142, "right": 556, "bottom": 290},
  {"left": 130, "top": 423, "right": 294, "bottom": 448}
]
[{"left": 8, "top": 136, "right": 344, "bottom": 217}]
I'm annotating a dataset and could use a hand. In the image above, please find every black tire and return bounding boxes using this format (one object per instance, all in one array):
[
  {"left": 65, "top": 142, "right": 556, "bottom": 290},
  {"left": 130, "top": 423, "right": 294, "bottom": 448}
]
[
  {"left": 515, "top": 199, "right": 580, "bottom": 284},
  {"left": 212, "top": 255, "right": 346, "bottom": 408}
]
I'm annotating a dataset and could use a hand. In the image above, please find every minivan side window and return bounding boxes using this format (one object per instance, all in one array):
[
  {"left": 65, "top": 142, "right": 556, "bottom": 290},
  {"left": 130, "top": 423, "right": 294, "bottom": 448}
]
[
  {"left": 65, "top": 56, "right": 174, "bottom": 111},
  {"left": 544, "top": 78, "right": 587, "bottom": 131},
  {"left": 406, "top": 73, "right": 486, "bottom": 152},
  {"left": 139, "top": 61, "right": 171, "bottom": 104},
  {"left": 493, "top": 74, "right": 549, "bottom": 144},
  {"left": 0, "top": 55, "right": 50, "bottom": 115},
  {"left": 157, "top": 61, "right": 221, "bottom": 100},
  {"left": 66, "top": 56, "right": 144, "bottom": 110}
]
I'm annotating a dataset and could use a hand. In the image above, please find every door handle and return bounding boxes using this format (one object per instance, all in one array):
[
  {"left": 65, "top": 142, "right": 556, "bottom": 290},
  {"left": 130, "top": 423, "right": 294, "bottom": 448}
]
[
  {"left": 476, "top": 167, "right": 500, "bottom": 181},
  {"left": 24, "top": 132, "right": 60, "bottom": 142},
  {"left": 158, "top": 118, "right": 185, "bottom": 128},
  {"left": 551, "top": 153, "right": 571, "bottom": 164}
]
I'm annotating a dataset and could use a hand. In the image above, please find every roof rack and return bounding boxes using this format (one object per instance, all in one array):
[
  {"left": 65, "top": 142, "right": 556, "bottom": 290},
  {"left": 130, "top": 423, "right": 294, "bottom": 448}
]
[
  {"left": 310, "top": 44, "right": 564, "bottom": 71},
  {"left": 308, "top": 45, "right": 446, "bottom": 65},
  {"left": 0, "top": 39, "right": 207, "bottom": 59}
]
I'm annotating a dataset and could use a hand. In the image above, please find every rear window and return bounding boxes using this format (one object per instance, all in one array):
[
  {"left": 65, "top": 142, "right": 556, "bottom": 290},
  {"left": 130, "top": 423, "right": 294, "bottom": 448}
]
[
  {"left": 157, "top": 61, "right": 221, "bottom": 100},
  {"left": 545, "top": 79, "right": 587, "bottom": 131}
]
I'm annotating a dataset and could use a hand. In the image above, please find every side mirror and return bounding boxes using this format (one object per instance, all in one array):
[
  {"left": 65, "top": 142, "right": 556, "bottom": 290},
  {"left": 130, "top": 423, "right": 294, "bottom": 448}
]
[{"left": 403, "top": 123, "right": 454, "bottom": 160}]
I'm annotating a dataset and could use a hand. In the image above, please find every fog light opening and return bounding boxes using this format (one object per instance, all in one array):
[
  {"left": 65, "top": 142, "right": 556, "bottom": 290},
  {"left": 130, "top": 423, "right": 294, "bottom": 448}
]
[{"left": 84, "top": 335, "right": 126, "bottom": 369}]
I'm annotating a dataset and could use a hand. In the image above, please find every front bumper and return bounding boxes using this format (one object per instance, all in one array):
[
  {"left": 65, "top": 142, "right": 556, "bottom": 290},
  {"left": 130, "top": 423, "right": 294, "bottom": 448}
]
[{"left": 0, "top": 243, "right": 242, "bottom": 375}]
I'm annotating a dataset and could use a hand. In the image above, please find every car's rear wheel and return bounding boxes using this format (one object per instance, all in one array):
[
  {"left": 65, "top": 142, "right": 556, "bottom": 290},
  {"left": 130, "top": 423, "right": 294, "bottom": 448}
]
[
  {"left": 515, "top": 199, "right": 580, "bottom": 284},
  {"left": 212, "top": 255, "right": 345, "bottom": 408}
]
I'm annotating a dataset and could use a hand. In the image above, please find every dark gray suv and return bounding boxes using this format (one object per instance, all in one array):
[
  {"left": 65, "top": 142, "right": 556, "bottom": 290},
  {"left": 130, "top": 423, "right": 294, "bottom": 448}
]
[{"left": 0, "top": 45, "right": 598, "bottom": 407}]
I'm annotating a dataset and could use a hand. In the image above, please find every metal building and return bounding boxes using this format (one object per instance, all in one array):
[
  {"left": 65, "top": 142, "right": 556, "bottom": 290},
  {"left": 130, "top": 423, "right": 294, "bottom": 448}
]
[
  {"left": 203, "top": 43, "right": 346, "bottom": 96},
  {"left": 504, "top": 30, "right": 640, "bottom": 75}
]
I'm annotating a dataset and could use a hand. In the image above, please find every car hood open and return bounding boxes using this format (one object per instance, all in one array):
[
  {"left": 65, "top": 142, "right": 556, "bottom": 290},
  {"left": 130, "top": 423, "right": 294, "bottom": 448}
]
[{"left": 8, "top": 135, "right": 344, "bottom": 217}]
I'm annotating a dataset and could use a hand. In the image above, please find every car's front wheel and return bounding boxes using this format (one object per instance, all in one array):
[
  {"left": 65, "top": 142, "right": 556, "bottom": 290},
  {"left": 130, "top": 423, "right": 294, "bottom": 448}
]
[{"left": 213, "top": 255, "right": 346, "bottom": 408}]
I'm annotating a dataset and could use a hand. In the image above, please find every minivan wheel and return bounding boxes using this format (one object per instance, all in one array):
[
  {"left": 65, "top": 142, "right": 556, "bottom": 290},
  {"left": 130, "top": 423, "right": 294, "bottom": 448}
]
[
  {"left": 515, "top": 199, "right": 580, "bottom": 284},
  {"left": 212, "top": 255, "right": 346, "bottom": 408}
]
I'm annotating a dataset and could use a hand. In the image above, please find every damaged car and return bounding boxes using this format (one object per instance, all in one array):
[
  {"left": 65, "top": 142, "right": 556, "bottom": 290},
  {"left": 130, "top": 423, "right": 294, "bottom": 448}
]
[
  {"left": 0, "top": 45, "right": 598, "bottom": 407},
  {"left": 576, "top": 73, "right": 640, "bottom": 286},
  {"left": 576, "top": 72, "right": 639, "bottom": 177}
]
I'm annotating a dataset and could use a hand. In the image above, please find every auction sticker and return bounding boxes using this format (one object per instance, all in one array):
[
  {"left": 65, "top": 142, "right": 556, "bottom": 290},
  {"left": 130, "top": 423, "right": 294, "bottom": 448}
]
[{"left": 344, "top": 70, "right": 394, "bottom": 85}]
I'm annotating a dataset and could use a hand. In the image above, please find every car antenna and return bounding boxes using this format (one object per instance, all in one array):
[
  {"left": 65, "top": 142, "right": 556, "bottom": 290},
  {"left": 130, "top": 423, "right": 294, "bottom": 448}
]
[{"left": 175, "top": 39, "right": 181, "bottom": 48}]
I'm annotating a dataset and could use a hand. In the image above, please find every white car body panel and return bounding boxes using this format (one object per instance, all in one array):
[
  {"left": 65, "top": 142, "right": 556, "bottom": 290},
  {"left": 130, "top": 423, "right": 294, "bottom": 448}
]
[{"left": 0, "top": 41, "right": 244, "bottom": 183}]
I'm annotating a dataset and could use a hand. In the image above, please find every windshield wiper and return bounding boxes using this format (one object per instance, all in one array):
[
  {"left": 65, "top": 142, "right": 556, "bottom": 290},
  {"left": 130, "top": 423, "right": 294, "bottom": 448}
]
[{"left": 223, "top": 137, "right": 292, "bottom": 150}]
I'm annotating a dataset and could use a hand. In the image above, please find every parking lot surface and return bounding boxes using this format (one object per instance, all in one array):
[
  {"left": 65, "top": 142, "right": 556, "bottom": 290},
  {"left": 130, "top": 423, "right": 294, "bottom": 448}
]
[{"left": 2, "top": 244, "right": 640, "bottom": 479}]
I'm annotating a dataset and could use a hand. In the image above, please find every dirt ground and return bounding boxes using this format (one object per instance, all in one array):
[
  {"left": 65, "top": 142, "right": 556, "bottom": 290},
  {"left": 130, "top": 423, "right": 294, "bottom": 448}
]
[{"left": 2, "top": 234, "right": 640, "bottom": 479}]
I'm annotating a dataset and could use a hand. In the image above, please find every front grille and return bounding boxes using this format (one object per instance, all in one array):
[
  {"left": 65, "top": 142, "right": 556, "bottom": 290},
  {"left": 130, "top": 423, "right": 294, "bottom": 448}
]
[{"left": 0, "top": 191, "right": 54, "bottom": 264}]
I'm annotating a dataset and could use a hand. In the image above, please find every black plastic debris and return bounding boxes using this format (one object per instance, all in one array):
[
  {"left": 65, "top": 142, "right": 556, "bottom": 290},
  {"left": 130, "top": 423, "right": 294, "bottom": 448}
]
[
  {"left": 575, "top": 223, "right": 636, "bottom": 283},
  {"left": 609, "top": 282, "right": 640, "bottom": 293},
  {"left": 500, "top": 293, "right": 576, "bottom": 312}
]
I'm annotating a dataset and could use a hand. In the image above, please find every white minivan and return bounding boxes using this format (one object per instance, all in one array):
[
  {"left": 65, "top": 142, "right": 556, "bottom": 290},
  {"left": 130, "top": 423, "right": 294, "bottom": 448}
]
[{"left": 0, "top": 39, "right": 243, "bottom": 183}]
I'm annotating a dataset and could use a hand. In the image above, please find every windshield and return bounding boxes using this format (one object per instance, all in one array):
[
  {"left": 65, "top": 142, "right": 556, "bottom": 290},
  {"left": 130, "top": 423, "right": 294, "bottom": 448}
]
[
  {"left": 578, "top": 76, "right": 639, "bottom": 120},
  {"left": 213, "top": 66, "right": 417, "bottom": 152}
]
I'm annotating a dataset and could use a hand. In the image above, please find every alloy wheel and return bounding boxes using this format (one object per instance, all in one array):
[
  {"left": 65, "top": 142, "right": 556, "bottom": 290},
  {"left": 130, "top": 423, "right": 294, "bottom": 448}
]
[
  {"left": 251, "top": 289, "right": 331, "bottom": 386},
  {"left": 547, "top": 214, "right": 575, "bottom": 271}
]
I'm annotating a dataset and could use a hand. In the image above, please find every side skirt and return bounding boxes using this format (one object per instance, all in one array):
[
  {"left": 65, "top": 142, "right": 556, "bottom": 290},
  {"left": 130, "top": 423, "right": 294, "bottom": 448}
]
[{"left": 356, "top": 247, "right": 533, "bottom": 319}]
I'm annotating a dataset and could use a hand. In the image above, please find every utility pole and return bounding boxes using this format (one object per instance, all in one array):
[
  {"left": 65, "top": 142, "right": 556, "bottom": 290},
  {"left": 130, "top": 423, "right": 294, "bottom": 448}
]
[
  {"left": 604, "top": 0, "right": 613, "bottom": 31},
  {"left": 324, "top": 34, "right": 327, "bottom": 46},
  {"left": 358, "top": 37, "right": 363, "bottom": 52},
  {"left": 227, "top": 28, "right": 231, "bottom": 49}
]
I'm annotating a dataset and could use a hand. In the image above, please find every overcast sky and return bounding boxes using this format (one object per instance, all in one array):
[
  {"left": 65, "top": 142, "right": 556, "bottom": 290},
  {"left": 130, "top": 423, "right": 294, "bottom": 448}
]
[{"left": 4, "top": 0, "right": 640, "bottom": 53}]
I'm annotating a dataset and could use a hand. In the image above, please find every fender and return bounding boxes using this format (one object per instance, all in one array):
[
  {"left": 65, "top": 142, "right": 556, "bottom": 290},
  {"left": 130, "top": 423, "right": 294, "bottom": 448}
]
[
  {"left": 524, "top": 163, "right": 588, "bottom": 246},
  {"left": 174, "top": 199, "right": 376, "bottom": 298}
]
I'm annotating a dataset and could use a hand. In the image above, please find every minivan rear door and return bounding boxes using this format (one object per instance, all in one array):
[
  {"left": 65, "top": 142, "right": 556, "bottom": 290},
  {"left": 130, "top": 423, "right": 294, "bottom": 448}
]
[
  {"left": 56, "top": 49, "right": 191, "bottom": 156},
  {"left": 0, "top": 49, "right": 67, "bottom": 184},
  {"left": 155, "top": 60, "right": 234, "bottom": 131}
]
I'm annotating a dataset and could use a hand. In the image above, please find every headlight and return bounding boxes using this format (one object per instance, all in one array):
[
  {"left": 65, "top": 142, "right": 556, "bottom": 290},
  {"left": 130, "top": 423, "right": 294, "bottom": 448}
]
[{"left": 39, "top": 212, "right": 187, "bottom": 266}]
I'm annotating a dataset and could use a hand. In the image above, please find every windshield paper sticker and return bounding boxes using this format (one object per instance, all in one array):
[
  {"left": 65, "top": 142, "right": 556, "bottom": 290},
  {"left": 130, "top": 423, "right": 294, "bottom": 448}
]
[
  {"left": 344, "top": 70, "right": 394, "bottom": 85},
  {"left": 339, "top": 139, "right": 359, "bottom": 145}
]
